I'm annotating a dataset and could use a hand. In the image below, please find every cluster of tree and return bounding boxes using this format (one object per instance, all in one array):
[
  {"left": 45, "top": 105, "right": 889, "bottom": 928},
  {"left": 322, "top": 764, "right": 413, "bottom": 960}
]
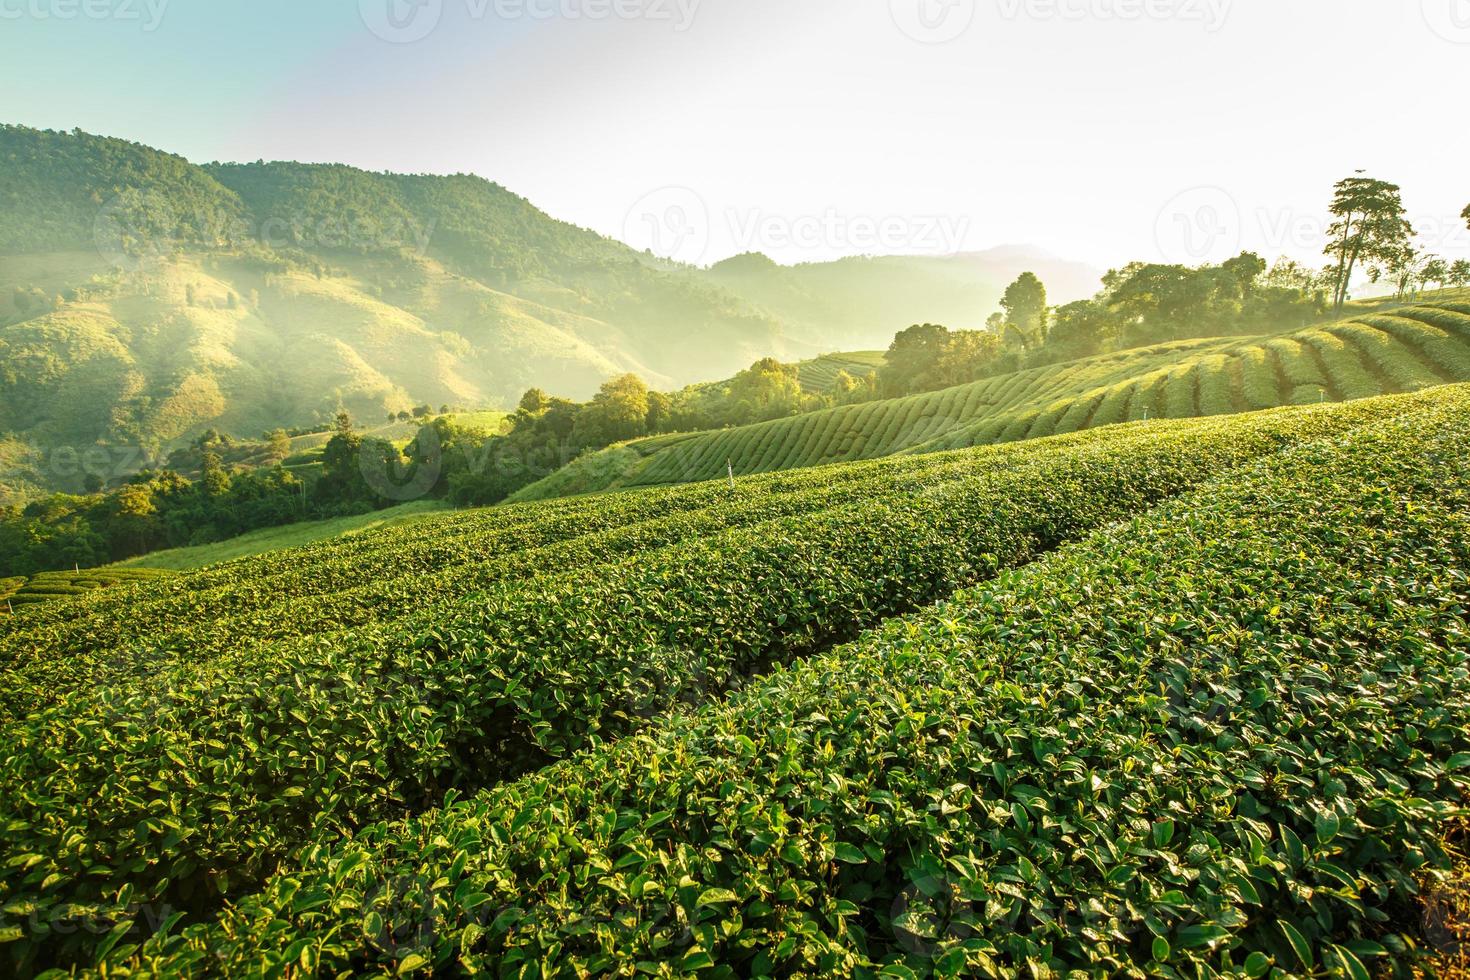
[
  {"left": 389, "top": 364, "right": 847, "bottom": 507},
  {"left": 160, "top": 428, "right": 293, "bottom": 482},
  {"left": 874, "top": 174, "right": 1468, "bottom": 397},
  {"left": 872, "top": 253, "right": 1332, "bottom": 398},
  {"left": 0, "top": 464, "right": 306, "bottom": 576},
  {"left": 1323, "top": 174, "right": 1470, "bottom": 307},
  {"left": 410, "top": 376, "right": 676, "bottom": 505},
  {"left": 385, "top": 405, "right": 455, "bottom": 424},
  {"left": 0, "top": 414, "right": 440, "bottom": 576}
]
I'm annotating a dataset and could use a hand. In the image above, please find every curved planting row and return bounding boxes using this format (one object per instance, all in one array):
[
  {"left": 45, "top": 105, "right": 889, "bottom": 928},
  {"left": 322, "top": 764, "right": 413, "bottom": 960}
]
[
  {"left": 0, "top": 434, "right": 1019, "bottom": 672},
  {"left": 0, "top": 484, "right": 729, "bottom": 652},
  {"left": 552, "top": 302, "right": 1470, "bottom": 498},
  {"left": 0, "top": 425, "right": 1161, "bottom": 703},
  {"left": 0, "top": 398, "right": 1413, "bottom": 972},
  {"left": 0, "top": 446, "right": 1045, "bottom": 720},
  {"left": 103, "top": 386, "right": 1470, "bottom": 978}
]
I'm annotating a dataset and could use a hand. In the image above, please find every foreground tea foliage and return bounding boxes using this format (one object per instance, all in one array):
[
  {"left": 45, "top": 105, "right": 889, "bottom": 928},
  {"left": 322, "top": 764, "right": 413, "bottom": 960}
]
[
  {"left": 0, "top": 426, "right": 1154, "bottom": 717},
  {"left": 0, "top": 396, "right": 1425, "bottom": 973},
  {"left": 114, "top": 390, "right": 1470, "bottom": 977}
]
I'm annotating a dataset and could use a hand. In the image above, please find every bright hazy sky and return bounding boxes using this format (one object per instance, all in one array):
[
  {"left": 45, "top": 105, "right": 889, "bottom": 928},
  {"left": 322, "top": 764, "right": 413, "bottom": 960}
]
[{"left": 2, "top": 0, "right": 1467, "bottom": 272}]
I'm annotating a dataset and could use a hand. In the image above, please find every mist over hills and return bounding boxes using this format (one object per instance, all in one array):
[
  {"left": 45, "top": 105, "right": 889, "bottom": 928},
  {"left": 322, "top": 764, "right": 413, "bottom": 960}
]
[{"left": 0, "top": 125, "right": 1099, "bottom": 498}]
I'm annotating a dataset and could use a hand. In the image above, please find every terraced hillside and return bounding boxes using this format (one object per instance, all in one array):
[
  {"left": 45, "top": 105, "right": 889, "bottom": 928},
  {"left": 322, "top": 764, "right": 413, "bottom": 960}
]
[
  {"left": 792, "top": 350, "right": 885, "bottom": 391},
  {"left": 2, "top": 386, "right": 1467, "bottom": 976},
  {"left": 514, "top": 300, "right": 1470, "bottom": 500},
  {"left": 0, "top": 566, "right": 171, "bottom": 614}
]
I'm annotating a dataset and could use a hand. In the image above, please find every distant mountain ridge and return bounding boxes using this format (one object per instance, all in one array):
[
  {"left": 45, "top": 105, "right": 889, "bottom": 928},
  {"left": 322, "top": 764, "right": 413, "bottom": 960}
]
[
  {"left": 0, "top": 125, "right": 1101, "bottom": 498},
  {"left": 705, "top": 246, "right": 1102, "bottom": 347}
]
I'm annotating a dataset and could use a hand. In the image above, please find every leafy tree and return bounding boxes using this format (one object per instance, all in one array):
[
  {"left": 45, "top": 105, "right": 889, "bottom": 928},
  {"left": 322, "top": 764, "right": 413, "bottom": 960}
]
[
  {"left": 1106, "top": 263, "right": 1215, "bottom": 347},
  {"left": 574, "top": 374, "right": 650, "bottom": 446},
  {"left": 1261, "top": 258, "right": 1322, "bottom": 294},
  {"left": 934, "top": 330, "right": 1003, "bottom": 388},
  {"left": 1449, "top": 259, "right": 1470, "bottom": 290},
  {"left": 645, "top": 390, "right": 673, "bottom": 433},
  {"left": 727, "top": 358, "right": 804, "bottom": 423},
  {"left": 1374, "top": 243, "right": 1423, "bottom": 300},
  {"left": 1045, "top": 301, "right": 1117, "bottom": 362},
  {"left": 109, "top": 483, "right": 160, "bottom": 555},
  {"left": 881, "top": 324, "right": 951, "bottom": 396},
  {"left": 1323, "top": 174, "right": 1413, "bottom": 312},
  {"left": 199, "top": 452, "right": 231, "bottom": 498},
  {"left": 518, "top": 388, "right": 550, "bottom": 414},
  {"left": 999, "top": 272, "right": 1048, "bottom": 345},
  {"left": 1421, "top": 256, "right": 1450, "bottom": 293}
]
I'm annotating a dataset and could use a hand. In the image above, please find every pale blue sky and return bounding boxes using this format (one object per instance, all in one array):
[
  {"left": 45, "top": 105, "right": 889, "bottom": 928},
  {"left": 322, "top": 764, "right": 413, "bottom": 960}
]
[{"left": 2, "top": 0, "right": 1467, "bottom": 270}]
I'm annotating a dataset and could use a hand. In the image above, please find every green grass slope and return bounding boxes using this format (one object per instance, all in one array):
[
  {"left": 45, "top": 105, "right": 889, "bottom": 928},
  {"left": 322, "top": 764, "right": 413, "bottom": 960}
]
[
  {"left": 0, "top": 386, "right": 1464, "bottom": 975},
  {"left": 513, "top": 299, "right": 1470, "bottom": 500},
  {"left": 111, "top": 499, "right": 448, "bottom": 572}
]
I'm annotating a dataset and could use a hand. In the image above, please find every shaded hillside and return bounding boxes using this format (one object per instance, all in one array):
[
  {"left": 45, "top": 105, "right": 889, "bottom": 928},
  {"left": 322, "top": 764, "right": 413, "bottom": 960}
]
[
  {"left": 512, "top": 299, "right": 1470, "bottom": 500},
  {"left": 0, "top": 126, "right": 1091, "bottom": 497}
]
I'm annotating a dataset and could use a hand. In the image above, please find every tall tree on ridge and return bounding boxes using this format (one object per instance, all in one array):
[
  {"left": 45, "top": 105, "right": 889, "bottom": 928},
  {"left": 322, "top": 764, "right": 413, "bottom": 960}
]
[
  {"left": 999, "top": 272, "right": 1049, "bottom": 347},
  {"left": 1421, "top": 256, "right": 1449, "bottom": 294},
  {"left": 1323, "top": 173, "right": 1413, "bottom": 312}
]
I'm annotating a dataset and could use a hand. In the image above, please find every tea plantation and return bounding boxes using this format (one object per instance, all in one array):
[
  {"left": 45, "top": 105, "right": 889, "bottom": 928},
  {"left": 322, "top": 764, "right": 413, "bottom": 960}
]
[
  {"left": 512, "top": 301, "right": 1470, "bottom": 501},
  {"left": 1, "top": 386, "right": 1469, "bottom": 976},
  {"left": 0, "top": 567, "right": 172, "bottom": 614}
]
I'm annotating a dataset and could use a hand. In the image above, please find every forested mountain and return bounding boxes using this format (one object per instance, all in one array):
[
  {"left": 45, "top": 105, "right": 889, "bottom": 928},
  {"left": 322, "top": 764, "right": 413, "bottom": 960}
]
[{"left": 0, "top": 125, "right": 1095, "bottom": 499}]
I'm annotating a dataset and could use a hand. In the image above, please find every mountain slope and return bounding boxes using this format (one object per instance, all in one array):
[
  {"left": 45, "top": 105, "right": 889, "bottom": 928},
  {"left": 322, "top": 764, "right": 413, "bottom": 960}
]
[
  {"left": 1, "top": 126, "right": 1100, "bottom": 499},
  {"left": 512, "top": 299, "right": 1470, "bottom": 500}
]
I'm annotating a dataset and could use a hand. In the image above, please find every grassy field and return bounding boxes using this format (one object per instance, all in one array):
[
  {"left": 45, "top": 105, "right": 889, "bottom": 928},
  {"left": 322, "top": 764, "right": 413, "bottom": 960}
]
[
  {"left": 2, "top": 385, "right": 1467, "bottom": 976},
  {"left": 110, "top": 499, "right": 450, "bottom": 571},
  {"left": 511, "top": 298, "right": 1470, "bottom": 501}
]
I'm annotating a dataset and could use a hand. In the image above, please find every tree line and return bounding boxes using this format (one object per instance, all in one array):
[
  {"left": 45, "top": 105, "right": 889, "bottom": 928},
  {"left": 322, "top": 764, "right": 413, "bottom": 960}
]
[{"left": 5, "top": 174, "right": 1466, "bottom": 575}]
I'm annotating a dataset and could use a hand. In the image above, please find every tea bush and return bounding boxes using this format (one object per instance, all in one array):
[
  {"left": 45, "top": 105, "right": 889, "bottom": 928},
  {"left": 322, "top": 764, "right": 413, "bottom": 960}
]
[{"left": 113, "top": 388, "right": 1470, "bottom": 978}]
